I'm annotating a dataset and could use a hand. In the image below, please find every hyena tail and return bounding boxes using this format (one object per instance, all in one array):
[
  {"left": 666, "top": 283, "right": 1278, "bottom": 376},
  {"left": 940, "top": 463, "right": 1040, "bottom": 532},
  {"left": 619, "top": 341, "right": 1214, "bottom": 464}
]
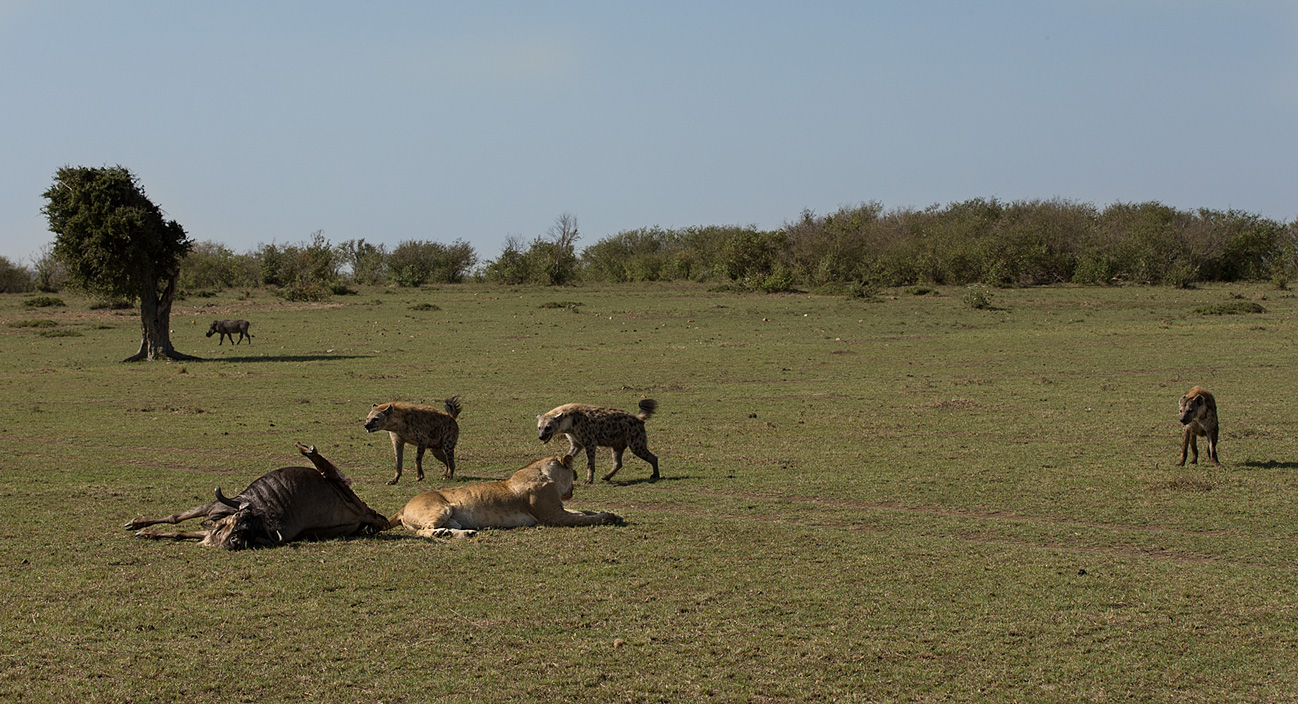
[
  {"left": 637, "top": 398, "right": 658, "bottom": 421},
  {"left": 444, "top": 395, "right": 463, "bottom": 419}
]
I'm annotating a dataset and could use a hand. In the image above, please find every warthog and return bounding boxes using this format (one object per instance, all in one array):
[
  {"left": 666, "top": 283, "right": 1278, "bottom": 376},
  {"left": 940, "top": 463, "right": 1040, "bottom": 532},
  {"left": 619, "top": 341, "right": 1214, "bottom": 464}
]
[
  {"left": 206, "top": 319, "right": 253, "bottom": 345},
  {"left": 124, "top": 443, "right": 389, "bottom": 549}
]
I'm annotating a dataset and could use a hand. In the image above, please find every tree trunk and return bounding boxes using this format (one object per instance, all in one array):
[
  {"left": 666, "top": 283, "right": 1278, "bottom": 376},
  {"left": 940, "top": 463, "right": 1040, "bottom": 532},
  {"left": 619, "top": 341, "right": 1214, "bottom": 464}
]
[{"left": 123, "top": 272, "right": 199, "bottom": 362}]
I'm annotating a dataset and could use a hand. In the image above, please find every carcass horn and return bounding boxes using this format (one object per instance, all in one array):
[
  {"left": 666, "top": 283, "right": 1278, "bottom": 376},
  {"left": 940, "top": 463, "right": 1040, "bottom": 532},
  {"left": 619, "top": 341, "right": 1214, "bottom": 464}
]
[{"left": 214, "top": 487, "right": 241, "bottom": 509}]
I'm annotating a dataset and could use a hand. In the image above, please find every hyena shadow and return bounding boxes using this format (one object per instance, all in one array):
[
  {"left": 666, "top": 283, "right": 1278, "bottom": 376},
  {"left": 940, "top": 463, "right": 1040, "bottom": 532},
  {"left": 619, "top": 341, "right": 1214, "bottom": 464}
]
[
  {"left": 1241, "top": 460, "right": 1298, "bottom": 470},
  {"left": 604, "top": 475, "right": 690, "bottom": 487}
]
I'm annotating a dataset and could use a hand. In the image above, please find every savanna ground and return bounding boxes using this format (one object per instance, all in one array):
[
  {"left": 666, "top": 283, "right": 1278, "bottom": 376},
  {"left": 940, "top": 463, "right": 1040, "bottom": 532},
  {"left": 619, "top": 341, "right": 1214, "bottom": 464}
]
[{"left": 1, "top": 282, "right": 1296, "bottom": 703}]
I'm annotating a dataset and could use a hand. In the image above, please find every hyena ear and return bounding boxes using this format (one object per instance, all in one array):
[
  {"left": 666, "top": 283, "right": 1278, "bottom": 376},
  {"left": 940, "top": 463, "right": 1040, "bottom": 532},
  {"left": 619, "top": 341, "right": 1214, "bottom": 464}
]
[{"left": 559, "top": 454, "right": 574, "bottom": 469}]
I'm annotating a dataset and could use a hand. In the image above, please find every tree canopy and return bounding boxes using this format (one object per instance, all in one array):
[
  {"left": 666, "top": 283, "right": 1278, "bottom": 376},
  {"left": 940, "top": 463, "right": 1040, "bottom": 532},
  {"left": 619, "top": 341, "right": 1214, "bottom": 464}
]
[
  {"left": 42, "top": 165, "right": 191, "bottom": 300},
  {"left": 42, "top": 165, "right": 194, "bottom": 361}
]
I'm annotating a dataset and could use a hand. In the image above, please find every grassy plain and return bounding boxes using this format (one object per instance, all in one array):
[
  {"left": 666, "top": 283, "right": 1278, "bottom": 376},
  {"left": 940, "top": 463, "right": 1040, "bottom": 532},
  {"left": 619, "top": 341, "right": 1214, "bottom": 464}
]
[{"left": 1, "top": 281, "right": 1297, "bottom": 703}]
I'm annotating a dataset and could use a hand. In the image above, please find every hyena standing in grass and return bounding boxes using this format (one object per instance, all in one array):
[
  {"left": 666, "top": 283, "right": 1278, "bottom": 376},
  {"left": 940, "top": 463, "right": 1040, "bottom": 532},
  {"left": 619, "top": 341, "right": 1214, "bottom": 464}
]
[
  {"left": 537, "top": 399, "right": 659, "bottom": 483},
  {"left": 364, "top": 397, "right": 462, "bottom": 484},
  {"left": 1178, "top": 385, "right": 1220, "bottom": 466}
]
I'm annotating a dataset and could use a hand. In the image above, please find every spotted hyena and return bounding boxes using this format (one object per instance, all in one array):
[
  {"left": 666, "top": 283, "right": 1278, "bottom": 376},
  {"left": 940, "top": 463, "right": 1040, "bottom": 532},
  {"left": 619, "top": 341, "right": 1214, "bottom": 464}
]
[
  {"left": 364, "top": 397, "right": 462, "bottom": 484},
  {"left": 537, "top": 399, "right": 659, "bottom": 483},
  {"left": 1178, "top": 385, "right": 1219, "bottom": 466},
  {"left": 206, "top": 319, "right": 253, "bottom": 345}
]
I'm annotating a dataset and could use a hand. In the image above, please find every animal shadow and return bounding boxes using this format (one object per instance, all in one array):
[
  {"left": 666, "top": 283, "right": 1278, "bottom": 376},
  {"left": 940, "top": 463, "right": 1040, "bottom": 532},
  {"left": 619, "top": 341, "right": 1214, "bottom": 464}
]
[
  {"left": 1241, "top": 460, "right": 1298, "bottom": 470},
  {"left": 607, "top": 475, "right": 688, "bottom": 487}
]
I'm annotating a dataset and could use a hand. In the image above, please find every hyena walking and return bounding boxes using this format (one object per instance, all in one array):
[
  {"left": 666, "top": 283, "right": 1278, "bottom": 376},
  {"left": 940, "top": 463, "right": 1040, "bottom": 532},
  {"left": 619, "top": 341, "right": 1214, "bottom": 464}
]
[
  {"left": 537, "top": 399, "right": 659, "bottom": 483},
  {"left": 364, "top": 396, "right": 462, "bottom": 484},
  {"left": 1177, "top": 385, "right": 1220, "bottom": 466}
]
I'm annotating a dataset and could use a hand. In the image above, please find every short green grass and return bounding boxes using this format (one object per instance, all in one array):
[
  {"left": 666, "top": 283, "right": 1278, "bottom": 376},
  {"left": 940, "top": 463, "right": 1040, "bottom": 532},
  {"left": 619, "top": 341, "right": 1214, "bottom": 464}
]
[{"left": 1, "top": 283, "right": 1296, "bottom": 702}]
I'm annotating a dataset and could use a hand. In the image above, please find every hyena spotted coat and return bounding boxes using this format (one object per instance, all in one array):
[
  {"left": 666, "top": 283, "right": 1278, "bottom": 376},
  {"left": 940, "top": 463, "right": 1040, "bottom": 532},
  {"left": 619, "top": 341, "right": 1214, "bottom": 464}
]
[
  {"left": 364, "top": 397, "right": 462, "bottom": 484},
  {"left": 537, "top": 399, "right": 659, "bottom": 483},
  {"left": 1178, "top": 385, "right": 1220, "bottom": 466}
]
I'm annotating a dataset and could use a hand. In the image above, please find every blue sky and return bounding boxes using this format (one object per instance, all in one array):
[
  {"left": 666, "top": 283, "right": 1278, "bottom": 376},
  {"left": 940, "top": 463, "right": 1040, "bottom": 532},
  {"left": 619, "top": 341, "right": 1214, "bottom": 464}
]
[{"left": 2, "top": 1, "right": 1295, "bottom": 267}]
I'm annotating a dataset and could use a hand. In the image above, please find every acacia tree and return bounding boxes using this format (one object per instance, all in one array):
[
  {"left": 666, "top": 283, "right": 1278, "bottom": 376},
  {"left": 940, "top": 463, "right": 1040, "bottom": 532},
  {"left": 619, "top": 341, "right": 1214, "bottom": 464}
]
[{"left": 42, "top": 165, "right": 195, "bottom": 361}]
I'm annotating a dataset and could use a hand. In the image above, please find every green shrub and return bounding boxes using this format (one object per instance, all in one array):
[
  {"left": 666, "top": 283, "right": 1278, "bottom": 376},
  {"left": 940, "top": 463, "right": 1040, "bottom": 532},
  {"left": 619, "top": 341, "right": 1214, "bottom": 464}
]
[
  {"left": 23, "top": 296, "right": 65, "bottom": 308},
  {"left": 1194, "top": 301, "right": 1266, "bottom": 315},
  {"left": 6, "top": 319, "right": 58, "bottom": 328},
  {"left": 257, "top": 231, "right": 340, "bottom": 290},
  {"left": 337, "top": 239, "right": 388, "bottom": 285},
  {"left": 962, "top": 286, "right": 993, "bottom": 310},
  {"left": 1166, "top": 262, "right": 1201, "bottom": 289},
  {"left": 721, "top": 229, "right": 786, "bottom": 283},
  {"left": 32, "top": 246, "right": 65, "bottom": 292},
  {"left": 279, "top": 279, "right": 331, "bottom": 302},
  {"left": 582, "top": 227, "right": 678, "bottom": 282},
  {"left": 179, "top": 241, "right": 259, "bottom": 292},
  {"left": 483, "top": 230, "right": 578, "bottom": 286},
  {"left": 0, "top": 256, "right": 34, "bottom": 293},
  {"left": 754, "top": 264, "right": 796, "bottom": 293},
  {"left": 388, "top": 239, "right": 477, "bottom": 286},
  {"left": 482, "top": 237, "right": 532, "bottom": 284}
]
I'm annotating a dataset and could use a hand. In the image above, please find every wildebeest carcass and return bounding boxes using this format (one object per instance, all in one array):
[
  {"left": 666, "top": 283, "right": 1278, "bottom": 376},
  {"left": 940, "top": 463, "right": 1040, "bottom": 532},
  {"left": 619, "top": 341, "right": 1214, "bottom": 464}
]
[
  {"left": 124, "top": 443, "right": 390, "bottom": 549},
  {"left": 206, "top": 319, "right": 253, "bottom": 345}
]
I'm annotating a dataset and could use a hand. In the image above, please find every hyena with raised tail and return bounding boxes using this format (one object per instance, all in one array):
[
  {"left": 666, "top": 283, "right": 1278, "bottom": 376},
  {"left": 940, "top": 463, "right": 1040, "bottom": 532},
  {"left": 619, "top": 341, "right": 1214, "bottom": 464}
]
[
  {"left": 537, "top": 399, "right": 659, "bottom": 483},
  {"left": 364, "top": 396, "right": 462, "bottom": 484}
]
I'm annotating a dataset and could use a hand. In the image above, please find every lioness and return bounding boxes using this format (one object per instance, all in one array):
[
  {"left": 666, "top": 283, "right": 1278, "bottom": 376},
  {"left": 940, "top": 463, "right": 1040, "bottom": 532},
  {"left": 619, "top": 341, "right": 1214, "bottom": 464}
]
[
  {"left": 1178, "top": 385, "right": 1220, "bottom": 466},
  {"left": 389, "top": 454, "right": 622, "bottom": 539}
]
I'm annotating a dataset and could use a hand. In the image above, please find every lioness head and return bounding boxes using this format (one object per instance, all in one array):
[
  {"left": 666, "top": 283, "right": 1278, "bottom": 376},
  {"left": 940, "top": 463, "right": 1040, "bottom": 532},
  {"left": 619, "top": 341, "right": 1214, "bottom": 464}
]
[
  {"left": 536, "top": 454, "right": 578, "bottom": 500},
  {"left": 364, "top": 404, "right": 393, "bottom": 433},
  {"left": 537, "top": 411, "right": 570, "bottom": 443}
]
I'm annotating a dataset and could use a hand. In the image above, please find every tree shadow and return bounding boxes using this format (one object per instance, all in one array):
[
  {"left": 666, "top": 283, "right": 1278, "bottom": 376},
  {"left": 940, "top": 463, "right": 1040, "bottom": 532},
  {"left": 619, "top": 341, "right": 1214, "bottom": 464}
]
[
  {"left": 186, "top": 354, "right": 374, "bottom": 363},
  {"left": 1241, "top": 460, "right": 1298, "bottom": 470}
]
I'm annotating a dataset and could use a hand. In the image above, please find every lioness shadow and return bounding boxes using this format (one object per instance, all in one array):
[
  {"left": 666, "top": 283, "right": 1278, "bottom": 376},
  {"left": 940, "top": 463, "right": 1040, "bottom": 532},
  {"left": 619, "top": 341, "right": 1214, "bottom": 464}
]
[
  {"left": 393, "top": 474, "right": 689, "bottom": 487},
  {"left": 188, "top": 354, "right": 374, "bottom": 363},
  {"left": 1241, "top": 460, "right": 1298, "bottom": 470},
  {"left": 370, "top": 520, "right": 629, "bottom": 542}
]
